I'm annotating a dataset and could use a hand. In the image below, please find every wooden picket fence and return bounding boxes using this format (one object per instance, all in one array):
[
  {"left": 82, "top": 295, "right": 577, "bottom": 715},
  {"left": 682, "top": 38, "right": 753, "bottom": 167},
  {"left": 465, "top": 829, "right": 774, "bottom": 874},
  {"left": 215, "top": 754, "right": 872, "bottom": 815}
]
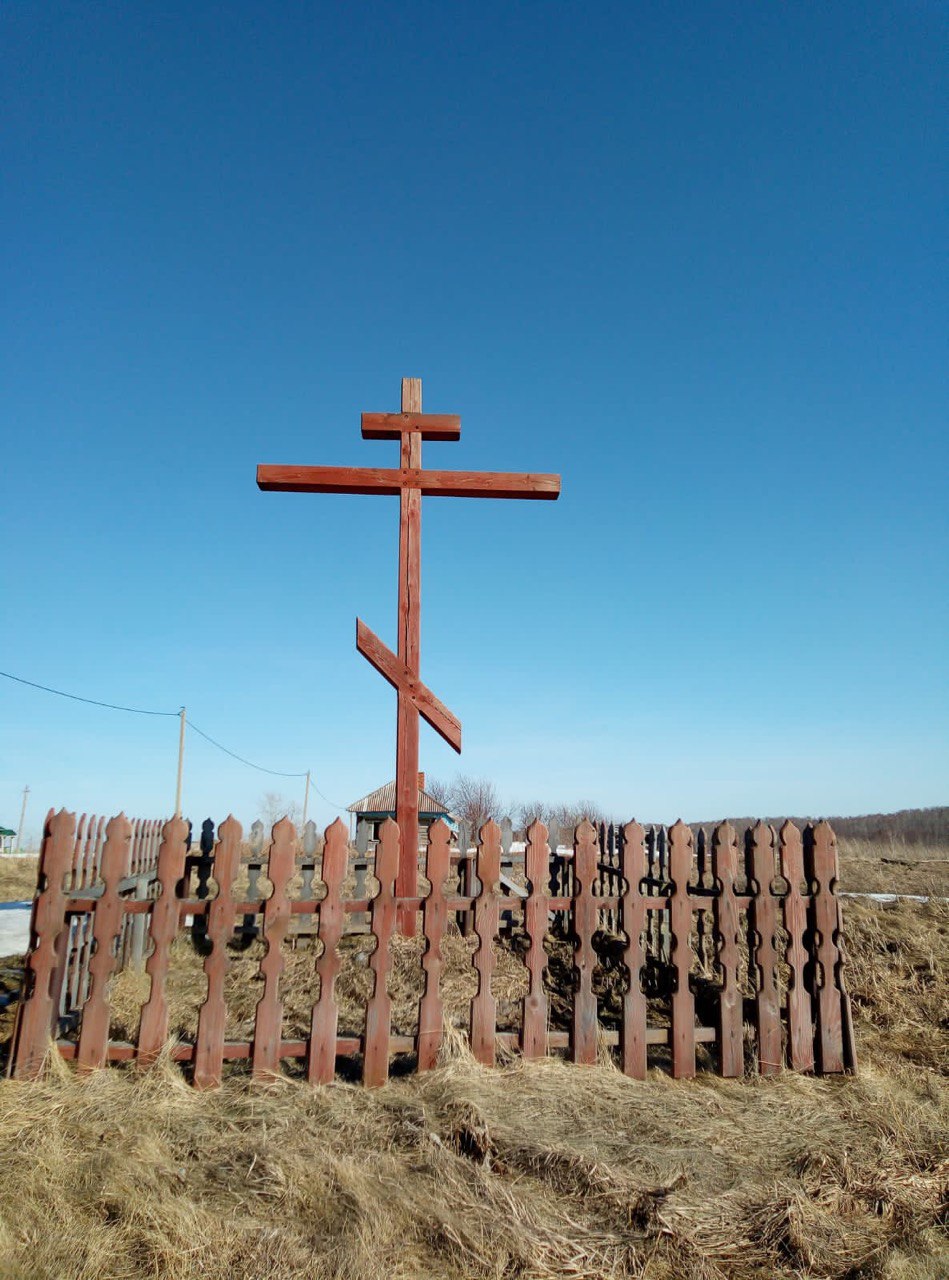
[
  {"left": 37, "top": 814, "right": 164, "bottom": 1028},
  {"left": 9, "top": 808, "right": 856, "bottom": 1085}
]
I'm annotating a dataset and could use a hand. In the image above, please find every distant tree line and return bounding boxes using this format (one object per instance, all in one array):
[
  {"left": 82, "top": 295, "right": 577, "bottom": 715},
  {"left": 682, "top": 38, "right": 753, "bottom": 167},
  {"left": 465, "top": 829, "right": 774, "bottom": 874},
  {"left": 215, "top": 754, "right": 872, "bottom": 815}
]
[
  {"left": 254, "top": 784, "right": 947, "bottom": 850},
  {"left": 683, "top": 806, "right": 947, "bottom": 846},
  {"left": 427, "top": 775, "right": 612, "bottom": 840}
]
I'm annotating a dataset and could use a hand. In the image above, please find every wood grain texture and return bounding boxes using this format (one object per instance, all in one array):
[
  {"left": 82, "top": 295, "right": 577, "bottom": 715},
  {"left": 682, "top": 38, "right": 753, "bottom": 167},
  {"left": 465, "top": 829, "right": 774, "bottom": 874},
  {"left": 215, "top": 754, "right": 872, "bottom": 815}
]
[
  {"left": 77, "top": 814, "right": 131, "bottom": 1072},
  {"left": 256, "top": 464, "right": 561, "bottom": 499},
  {"left": 308, "top": 818, "right": 348, "bottom": 1084},
  {"left": 356, "top": 619, "right": 461, "bottom": 750},
  {"left": 808, "top": 821, "right": 845, "bottom": 1073},
  {"left": 192, "top": 817, "right": 242, "bottom": 1087},
  {"left": 251, "top": 817, "right": 295, "bottom": 1080},
  {"left": 137, "top": 816, "right": 189, "bottom": 1067},
  {"left": 619, "top": 821, "right": 648, "bottom": 1078},
  {"left": 470, "top": 820, "right": 501, "bottom": 1066},
  {"left": 74, "top": 813, "right": 92, "bottom": 890},
  {"left": 748, "top": 822, "right": 781, "bottom": 1074},
  {"left": 779, "top": 821, "right": 814, "bottom": 1072},
  {"left": 712, "top": 821, "right": 743, "bottom": 1078},
  {"left": 668, "top": 820, "right": 696, "bottom": 1079},
  {"left": 363, "top": 818, "right": 399, "bottom": 1085},
  {"left": 571, "top": 820, "right": 599, "bottom": 1064},
  {"left": 417, "top": 819, "right": 451, "bottom": 1070},
  {"left": 395, "top": 381, "right": 423, "bottom": 923},
  {"left": 11, "top": 809, "right": 74, "bottom": 1079},
  {"left": 401, "top": 377, "right": 422, "bottom": 416},
  {"left": 361, "top": 411, "right": 460, "bottom": 440},
  {"left": 521, "top": 820, "right": 550, "bottom": 1059}
]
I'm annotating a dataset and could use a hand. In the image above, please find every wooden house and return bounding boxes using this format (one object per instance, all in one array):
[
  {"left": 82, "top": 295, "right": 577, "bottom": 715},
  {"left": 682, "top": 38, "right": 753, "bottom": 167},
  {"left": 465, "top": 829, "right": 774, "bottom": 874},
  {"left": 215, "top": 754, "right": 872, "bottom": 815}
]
[{"left": 347, "top": 773, "right": 455, "bottom": 849}]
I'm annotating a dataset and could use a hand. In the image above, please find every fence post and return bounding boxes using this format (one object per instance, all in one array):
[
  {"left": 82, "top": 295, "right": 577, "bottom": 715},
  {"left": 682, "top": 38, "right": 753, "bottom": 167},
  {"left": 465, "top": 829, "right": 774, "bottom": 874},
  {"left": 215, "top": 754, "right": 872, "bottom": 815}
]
[
  {"left": 521, "top": 820, "right": 551, "bottom": 1059},
  {"left": 76, "top": 814, "right": 131, "bottom": 1072},
  {"left": 417, "top": 819, "right": 450, "bottom": 1071},
  {"left": 308, "top": 818, "right": 348, "bottom": 1084},
  {"left": 54, "top": 814, "right": 88, "bottom": 1025},
  {"left": 251, "top": 817, "right": 295, "bottom": 1081},
  {"left": 470, "top": 820, "right": 501, "bottom": 1066},
  {"left": 11, "top": 809, "right": 74, "bottom": 1079},
  {"left": 748, "top": 822, "right": 781, "bottom": 1075},
  {"left": 807, "top": 821, "right": 846, "bottom": 1074},
  {"left": 192, "top": 816, "right": 242, "bottom": 1087},
  {"left": 779, "top": 821, "right": 814, "bottom": 1072},
  {"left": 137, "top": 816, "right": 189, "bottom": 1067},
  {"left": 668, "top": 820, "right": 696, "bottom": 1079},
  {"left": 712, "top": 822, "right": 743, "bottom": 1077},
  {"left": 571, "top": 820, "right": 599, "bottom": 1064},
  {"left": 619, "top": 820, "right": 648, "bottom": 1078},
  {"left": 363, "top": 818, "right": 399, "bottom": 1086}
]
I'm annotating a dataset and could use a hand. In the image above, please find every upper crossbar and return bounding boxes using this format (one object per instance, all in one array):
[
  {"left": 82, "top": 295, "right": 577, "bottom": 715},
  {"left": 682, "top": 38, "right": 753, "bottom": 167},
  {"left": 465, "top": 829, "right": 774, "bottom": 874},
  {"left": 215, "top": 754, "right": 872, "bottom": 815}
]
[{"left": 361, "top": 412, "right": 461, "bottom": 441}]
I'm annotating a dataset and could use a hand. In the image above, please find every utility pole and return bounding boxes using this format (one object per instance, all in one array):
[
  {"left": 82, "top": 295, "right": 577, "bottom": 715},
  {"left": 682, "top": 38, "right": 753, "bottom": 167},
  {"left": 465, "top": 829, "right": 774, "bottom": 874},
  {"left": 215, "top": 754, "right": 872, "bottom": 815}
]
[
  {"left": 15, "top": 785, "right": 29, "bottom": 854},
  {"left": 175, "top": 707, "right": 186, "bottom": 817},
  {"left": 302, "top": 769, "right": 311, "bottom": 830}
]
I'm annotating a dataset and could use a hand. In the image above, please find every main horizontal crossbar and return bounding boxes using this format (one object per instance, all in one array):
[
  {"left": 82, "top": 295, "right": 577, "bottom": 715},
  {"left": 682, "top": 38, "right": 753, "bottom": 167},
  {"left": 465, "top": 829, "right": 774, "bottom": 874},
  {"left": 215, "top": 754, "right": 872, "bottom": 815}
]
[
  {"left": 257, "top": 465, "right": 561, "bottom": 499},
  {"left": 356, "top": 619, "right": 462, "bottom": 751}
]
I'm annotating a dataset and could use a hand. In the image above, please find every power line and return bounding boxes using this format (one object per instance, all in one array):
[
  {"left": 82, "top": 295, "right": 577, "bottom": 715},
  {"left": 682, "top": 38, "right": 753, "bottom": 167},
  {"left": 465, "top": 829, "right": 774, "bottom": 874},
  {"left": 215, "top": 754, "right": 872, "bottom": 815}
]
[
  {"left": 186, "top": 723, "right": 349, "bottom": 809},
  {"left": 309, "top": 780, "right": 349, "bottom": 813},
  {"left": 186, "top": 720, "right": 308, "bottom": 779},
  {"left": 0, "top": 669, "right": 177, "bottom": 716},
  {"left": 1, "top": 667, "right": 350, "bottom": 810}
]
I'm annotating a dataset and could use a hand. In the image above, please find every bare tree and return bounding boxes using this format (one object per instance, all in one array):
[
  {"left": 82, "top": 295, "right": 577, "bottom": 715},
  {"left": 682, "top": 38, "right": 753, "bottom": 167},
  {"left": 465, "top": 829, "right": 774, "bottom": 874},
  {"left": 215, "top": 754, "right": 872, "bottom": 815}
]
[
  {"left": 426, "top": 776, "right": 454, "bottom": 812},
  {"left": 509, "top": 799, "right": 610, "bottom": 841},
  {"left": 515, "top": 801, "right": 553, "bottom": 835},
  {"left": 257, "top": 791, "right": 301, "bottom": 832},
  {"left": 438, "top": 774, "right": 501, "bottom": 837}
]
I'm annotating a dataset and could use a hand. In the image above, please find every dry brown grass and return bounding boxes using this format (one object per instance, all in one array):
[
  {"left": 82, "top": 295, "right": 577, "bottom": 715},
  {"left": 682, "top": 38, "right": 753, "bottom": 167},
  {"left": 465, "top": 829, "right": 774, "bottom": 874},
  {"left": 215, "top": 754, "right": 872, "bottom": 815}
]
[
  {"left": 0, "top": 856, "right": 39, "bottom": 903},
  {"left": 0, "top": 859, "right": 946, "bottom": 1278},
  {"left": 838, "top": 838, "right": 949, "bottom": 898},
  {"left": 0, "top": 1024, "right": 945, "bottom": 1279}
]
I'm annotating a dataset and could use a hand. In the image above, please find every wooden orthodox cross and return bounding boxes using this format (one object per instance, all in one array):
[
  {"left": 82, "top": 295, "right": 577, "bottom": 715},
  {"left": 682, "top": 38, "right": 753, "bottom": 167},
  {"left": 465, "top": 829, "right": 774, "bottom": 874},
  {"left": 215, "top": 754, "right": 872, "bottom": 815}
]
[{"left": 257, "top": 378, "right": 560, "bottom": 925}]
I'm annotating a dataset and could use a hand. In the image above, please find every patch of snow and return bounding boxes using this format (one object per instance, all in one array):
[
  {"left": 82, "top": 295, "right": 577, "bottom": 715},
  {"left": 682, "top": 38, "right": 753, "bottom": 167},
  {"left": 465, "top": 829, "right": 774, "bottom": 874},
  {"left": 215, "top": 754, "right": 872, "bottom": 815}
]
[{"left": 0, "top": 901, "right": 32, "bottom": 957}]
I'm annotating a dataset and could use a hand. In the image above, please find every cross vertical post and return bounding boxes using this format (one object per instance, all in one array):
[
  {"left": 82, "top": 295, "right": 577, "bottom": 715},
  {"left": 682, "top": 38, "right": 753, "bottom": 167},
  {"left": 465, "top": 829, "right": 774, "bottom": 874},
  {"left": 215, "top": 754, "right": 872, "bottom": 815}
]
[{"left": 396, "top": 377, "right": 423, "bottom": 912}]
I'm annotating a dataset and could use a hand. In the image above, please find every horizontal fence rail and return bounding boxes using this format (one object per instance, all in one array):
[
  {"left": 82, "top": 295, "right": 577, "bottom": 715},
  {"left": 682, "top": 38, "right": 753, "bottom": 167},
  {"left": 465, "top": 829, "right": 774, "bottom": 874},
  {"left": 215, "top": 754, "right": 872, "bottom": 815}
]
[{"left": 9, "top": 809, "right": 857, "bottom": 1085}]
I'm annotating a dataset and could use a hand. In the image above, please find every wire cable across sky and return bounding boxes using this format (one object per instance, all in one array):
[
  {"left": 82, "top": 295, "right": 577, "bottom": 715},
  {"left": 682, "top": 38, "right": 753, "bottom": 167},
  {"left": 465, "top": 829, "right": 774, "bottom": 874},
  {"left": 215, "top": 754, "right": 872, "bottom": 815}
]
[
  {"left": 0, "top": 669, "right": 178, "bottom": 717},
  {"left": 0, "top": 667, "right": 349, "bottom": 810}
]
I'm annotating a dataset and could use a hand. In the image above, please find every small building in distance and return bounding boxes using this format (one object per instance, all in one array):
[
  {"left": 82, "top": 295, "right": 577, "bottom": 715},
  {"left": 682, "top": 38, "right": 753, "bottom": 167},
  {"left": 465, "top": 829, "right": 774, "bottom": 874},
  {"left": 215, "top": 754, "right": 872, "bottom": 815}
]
[{"left": 347, "top": 773, "right": 455, "bottom": 849}]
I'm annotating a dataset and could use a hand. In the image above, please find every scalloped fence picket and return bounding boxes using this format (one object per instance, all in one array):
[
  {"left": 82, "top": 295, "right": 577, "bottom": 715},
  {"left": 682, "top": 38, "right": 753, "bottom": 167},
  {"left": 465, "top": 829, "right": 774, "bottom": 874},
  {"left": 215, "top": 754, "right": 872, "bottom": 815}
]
[{"left": 8, "top": 809, "right": 857, "bottom": 1085}]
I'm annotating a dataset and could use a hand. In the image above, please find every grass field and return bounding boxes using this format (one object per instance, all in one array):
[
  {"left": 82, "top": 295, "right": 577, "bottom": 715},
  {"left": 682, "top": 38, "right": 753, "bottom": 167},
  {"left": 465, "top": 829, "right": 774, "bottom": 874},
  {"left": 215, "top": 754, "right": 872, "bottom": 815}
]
[
  {"left": 0, "top": 841, "right": 945, "bottom": 1279},
  {"left": 0, "top": 856, "right": 41, "bottom": 903}
]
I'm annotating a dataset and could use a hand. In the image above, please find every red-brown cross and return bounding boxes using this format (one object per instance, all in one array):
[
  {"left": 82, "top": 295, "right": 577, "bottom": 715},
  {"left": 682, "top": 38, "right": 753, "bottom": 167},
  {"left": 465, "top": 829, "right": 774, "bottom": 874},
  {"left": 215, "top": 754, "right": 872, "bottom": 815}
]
[{"left": 257, "top": 378, "right": 560, "bottom": 921}]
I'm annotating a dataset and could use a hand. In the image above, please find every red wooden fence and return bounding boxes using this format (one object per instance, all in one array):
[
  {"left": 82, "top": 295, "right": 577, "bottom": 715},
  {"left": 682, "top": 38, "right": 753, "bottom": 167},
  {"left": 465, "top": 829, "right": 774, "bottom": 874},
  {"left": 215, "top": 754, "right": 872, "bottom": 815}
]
[
  {"left": 32, "top": 812, "right": 165, "bottom": 1037},
  {"left": 9, "top": 808, "right": 857, "bottom": 1085}
]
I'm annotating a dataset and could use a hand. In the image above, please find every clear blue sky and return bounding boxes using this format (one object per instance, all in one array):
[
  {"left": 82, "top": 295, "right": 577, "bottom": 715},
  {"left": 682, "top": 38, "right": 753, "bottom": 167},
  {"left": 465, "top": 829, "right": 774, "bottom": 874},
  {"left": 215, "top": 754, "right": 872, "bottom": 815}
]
[{"left": 2, "top": 2, "right": 946, "bottom": 840}]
